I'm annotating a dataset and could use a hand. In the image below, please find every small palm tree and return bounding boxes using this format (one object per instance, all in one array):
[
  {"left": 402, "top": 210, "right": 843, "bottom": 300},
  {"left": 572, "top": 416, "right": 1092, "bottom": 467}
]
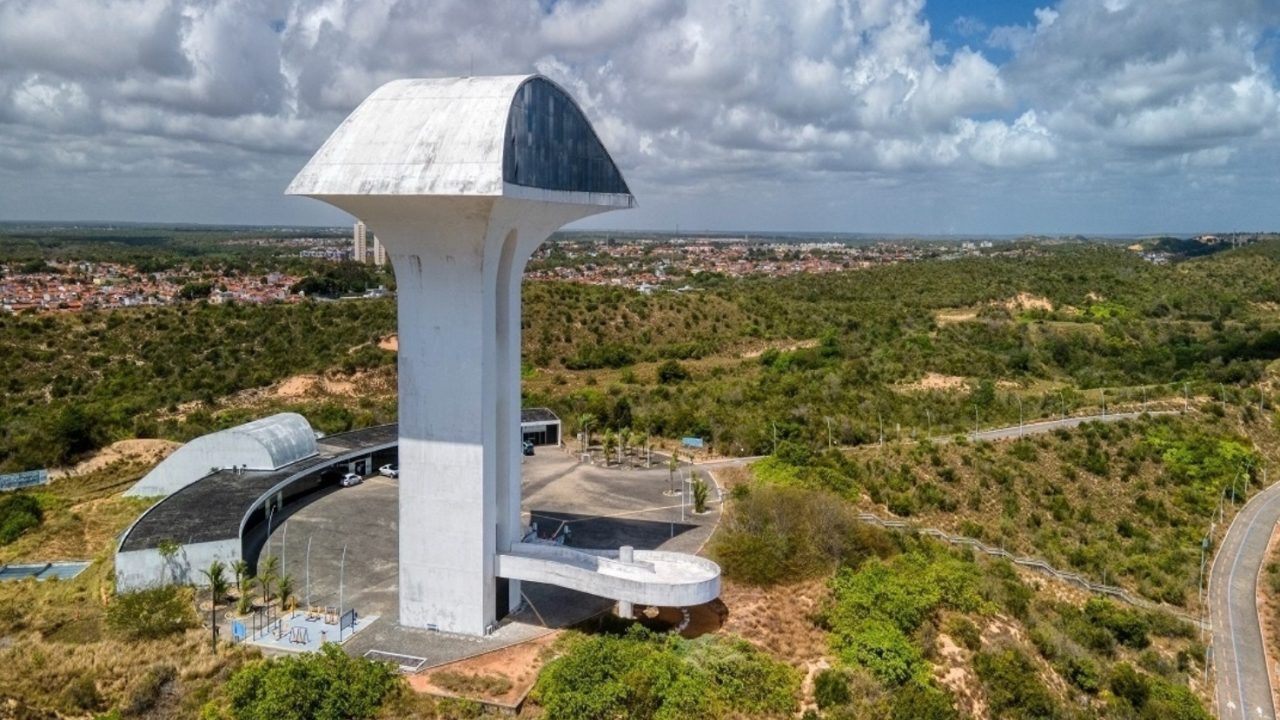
[
  {"left": 668, "top": 450, "right": 679, "bottom": 495},
  {"left": 231, "top": 559, "right": 250, "bottom": 596},
  {"left": 692, "top": 476, "right": 710, "bottom": 514},
  {"left": 277, "top": 574, "right": 294, "bottom": 612},
  {"left": 577, "top": 413, "right": 596, "bottom": 453},
  {"left": 202, "top": 560, "right": 229, "bottom": 607},
  {"left": 602, "top": 429, "right": 617, "bottom": 466},
  {"left": 257, "top": 555, "right": 279, "bottom": 604}
]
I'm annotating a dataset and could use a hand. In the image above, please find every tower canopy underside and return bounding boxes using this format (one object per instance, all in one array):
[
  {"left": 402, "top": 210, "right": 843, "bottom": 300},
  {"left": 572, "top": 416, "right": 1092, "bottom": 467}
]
[{"left": 286, "top": 74, "right": 634, "bottom": 208}]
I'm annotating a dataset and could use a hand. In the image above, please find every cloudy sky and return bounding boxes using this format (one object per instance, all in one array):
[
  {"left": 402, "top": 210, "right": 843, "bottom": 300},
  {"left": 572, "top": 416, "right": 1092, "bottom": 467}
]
[{"left": 0, "top": 0, "right": 1277, "bottom": 234}]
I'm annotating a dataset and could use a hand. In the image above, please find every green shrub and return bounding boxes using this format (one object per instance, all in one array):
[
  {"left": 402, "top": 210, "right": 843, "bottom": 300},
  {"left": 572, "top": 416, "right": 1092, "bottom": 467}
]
[
  {"left": 533, "top": 627, "right": 798, "bottom": 720},
  {"left": 106, "top": 586, "right": 197, "bottom": 640},
  {"left": 829, "top": 617, "right": 924, "bottom": 686},
  {"left": 944, "top": 616, "right": 981, "bottom": 652},
  {"left": 1084, "top": 598, "right": 1150, "bottom": 649},
  {"left": 973, "top": 648, "right": 1060, "bottom": 719},
  {"left": 712, "top": 485, "right": 894, "bottom": 585},
  {"left": 221, "top": 644, "right": 398, "bottom": 720},
  {"left": 0, "top": 493, "right": 43, "bottom": 544},
  {"left": 889, "top": 680, "right": 960, "bottom": 720},
  {"left": 814, "top": 668, "right": 851, "bottom": 709}
]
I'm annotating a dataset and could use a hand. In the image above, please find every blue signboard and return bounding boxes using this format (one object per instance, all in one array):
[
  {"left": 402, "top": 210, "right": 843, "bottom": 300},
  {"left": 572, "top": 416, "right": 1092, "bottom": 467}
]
[
  {"left": 681, "top": 437, "right": 704, "bottom": 449},
  {"left": 0, "top": 469, "right": 48, "bottom": 492}
]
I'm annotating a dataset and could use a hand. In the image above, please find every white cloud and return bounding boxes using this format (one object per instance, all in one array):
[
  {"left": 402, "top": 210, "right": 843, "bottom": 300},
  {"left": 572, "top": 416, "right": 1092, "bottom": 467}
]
[{"left": 0, "top": 0, "right": 1274, "bottom": 232}]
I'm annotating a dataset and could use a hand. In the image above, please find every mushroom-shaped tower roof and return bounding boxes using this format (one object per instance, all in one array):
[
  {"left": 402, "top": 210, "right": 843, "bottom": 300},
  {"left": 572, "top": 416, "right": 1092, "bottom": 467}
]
[{"left": 286, "top": 74, "right": 634, "bottom": 208}]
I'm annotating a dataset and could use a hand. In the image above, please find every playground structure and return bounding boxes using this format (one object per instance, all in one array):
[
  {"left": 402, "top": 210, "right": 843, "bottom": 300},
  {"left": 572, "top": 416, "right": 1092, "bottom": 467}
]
[{"left": 287, "top": 74, "right": 720, "bottom": 636}]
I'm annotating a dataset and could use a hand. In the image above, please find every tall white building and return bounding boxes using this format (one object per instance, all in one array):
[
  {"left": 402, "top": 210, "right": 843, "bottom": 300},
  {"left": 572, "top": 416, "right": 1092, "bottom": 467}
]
[
  {"left": 289, "top": 75, "right": 717, "bottom": 636},
  {"left": 353, "top": 221, "right": 368, "bottom": 263},
  {"left": 372, "top": 235, "right": 387, "bottom": 267}
]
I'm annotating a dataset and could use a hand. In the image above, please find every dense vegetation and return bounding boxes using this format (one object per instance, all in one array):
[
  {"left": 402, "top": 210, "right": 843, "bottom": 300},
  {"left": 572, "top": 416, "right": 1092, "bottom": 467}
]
[
  {"left": 527, "top": 242, "right": 1280, "bottom": 453},
  {"left": 715, "top": 478, "right": 1210, "bottom": 719},
  {"left": 208, "top": 645, "right": 399, "bottom": 720},
  {"left": 736, "top": 410, "right": 1272, "bottom": 608},
  {"left": 0, "top": 298, "right": 398, "bottom": 470},
  {"left": 532, "top": 625, "right": 800, "bottom": 719},
  {"left": 7, "top": 240, "right": 1280, "bottom": 472}
]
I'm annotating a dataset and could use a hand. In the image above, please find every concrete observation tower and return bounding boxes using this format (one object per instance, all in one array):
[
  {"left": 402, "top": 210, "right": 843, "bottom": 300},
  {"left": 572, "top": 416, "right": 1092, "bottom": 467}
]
[{"left": 288, "top": 76, "right": 719, "bottom": 636}]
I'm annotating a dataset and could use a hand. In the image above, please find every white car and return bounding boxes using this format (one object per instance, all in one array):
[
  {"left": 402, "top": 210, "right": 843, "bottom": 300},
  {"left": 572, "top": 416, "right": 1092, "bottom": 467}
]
[
  {"left": 339, "top": 472, "right": 363, "bottom": 487},
  {"left": 379, "top": 464, "right": 399, "bottom": 478}
]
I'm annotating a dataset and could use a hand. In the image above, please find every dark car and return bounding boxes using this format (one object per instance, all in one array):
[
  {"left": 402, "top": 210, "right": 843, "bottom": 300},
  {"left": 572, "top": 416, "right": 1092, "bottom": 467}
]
[{"left": 522, "top": 440, "right": 535, "bottom": 456}]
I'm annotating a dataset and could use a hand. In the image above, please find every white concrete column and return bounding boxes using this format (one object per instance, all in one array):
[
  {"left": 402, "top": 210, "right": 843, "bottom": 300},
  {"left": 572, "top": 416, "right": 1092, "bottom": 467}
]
[{"left": 343, "top": 196, "right": 601, "bottom": 635}]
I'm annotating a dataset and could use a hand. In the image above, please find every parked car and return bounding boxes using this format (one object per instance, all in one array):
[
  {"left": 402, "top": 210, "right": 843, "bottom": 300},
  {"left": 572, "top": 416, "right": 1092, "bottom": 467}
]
[
  {"left": 379, "top": 463, "right": 399, "bottom": 478},
  {"left": 339, "top": 472, "right": 363, "bottom": 487},
  {"left": 522, "top": 441, "right": 535, "bottom": 456}
]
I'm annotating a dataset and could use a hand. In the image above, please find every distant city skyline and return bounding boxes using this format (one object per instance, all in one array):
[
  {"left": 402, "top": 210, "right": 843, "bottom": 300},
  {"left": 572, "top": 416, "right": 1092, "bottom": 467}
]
[{"left": 0, "top": 1, "right": 1277, "bottom": 235}]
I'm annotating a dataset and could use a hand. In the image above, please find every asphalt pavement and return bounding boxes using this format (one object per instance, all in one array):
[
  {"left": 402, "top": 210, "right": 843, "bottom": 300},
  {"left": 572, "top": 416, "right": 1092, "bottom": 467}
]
[{"left": 1211, "top": 479, "right": 1280, "bottom": 720}]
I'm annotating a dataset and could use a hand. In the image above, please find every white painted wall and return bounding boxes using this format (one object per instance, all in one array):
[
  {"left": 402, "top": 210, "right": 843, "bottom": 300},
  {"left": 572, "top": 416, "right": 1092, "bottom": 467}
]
[{"left": 115, "top": 539, "right": 241, "bottom": 592}]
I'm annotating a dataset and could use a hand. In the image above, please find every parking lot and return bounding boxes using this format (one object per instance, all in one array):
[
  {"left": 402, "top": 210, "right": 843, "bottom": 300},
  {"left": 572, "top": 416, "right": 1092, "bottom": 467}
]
[{"left": 259, "top": 446, "right": 720, "bottom": 664}]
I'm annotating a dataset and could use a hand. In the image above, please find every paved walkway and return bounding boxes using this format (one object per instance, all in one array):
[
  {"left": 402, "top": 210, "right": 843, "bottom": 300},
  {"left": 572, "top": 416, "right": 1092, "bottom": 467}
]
[{"left": 1211, "top": 480, "right": 1280, "bottom": 720}]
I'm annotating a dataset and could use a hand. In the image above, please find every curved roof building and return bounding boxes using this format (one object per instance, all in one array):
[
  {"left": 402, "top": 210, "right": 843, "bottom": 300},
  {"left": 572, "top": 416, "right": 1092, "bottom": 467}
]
[{"left": 125, "top": 412, "right": 317, "bottom": 497}]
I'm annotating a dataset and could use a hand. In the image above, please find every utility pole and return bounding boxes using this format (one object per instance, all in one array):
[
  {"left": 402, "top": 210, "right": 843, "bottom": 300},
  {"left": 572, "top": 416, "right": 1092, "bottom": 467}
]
[
  {"left": 1184, "top": 382, "right": 1189, "bottom": 413},
  {"left": 825, "top": 417, "right": 833, "bottom": 449},
  {"left": 926, "top": 408, "right": 932, "bottom": 439},
  {"left": 1102, "top": 389, "right": 1107, "bottom": 417},
  {"left": 1018, "top": 396, "right": 1024, "bottom": 437},
  {"left": 878, "top": 412, "right": 884, "bottom": 446}
]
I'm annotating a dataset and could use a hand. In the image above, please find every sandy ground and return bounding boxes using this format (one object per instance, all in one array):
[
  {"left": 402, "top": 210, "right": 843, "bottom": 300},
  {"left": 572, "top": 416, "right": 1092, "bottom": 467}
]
[
  {"left": 1003, "top": 292, "right": 1054, "bottom": 312},
  {"left": 739, "top": 338, "right": 819, "bottom": 358},
  {"left": 935, "top": 309, "right": 979, "bottom": 324},
  {"left": 48, "top": 438, "right": 179, "bottom": 479},
  {"left": 719, "top": 577, "right": 830, "bottom": 666},
  {"left": 900, "top": 372, "right": 969, "bottom": 392},
  {"left": 407, "top": 632, "right": 558, "bottom": 708},
  {"left": 378, "top": 335, "right": 398, "bottom": 352},
  {"left": 935, "top": 630, "right": 987, "bottom": 719}
]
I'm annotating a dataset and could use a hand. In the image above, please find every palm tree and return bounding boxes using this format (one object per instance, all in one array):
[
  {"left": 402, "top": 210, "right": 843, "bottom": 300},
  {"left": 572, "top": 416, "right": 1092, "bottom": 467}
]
[
  {"left": 602, "top": 429, "right": 617, "bottom": 466},
  {"left": 231, "top": 559, "right": 250, "bottom": 596},
  {"left": 692, "top": 476, "right": 709, "bottom": 514},
  {"left": 577, "top": 413, "right": 596, "bottom": 453},
  {"left": 277, "top": 574, "right": 295, "bottom": 612},
  {"left": 668, "top": 449, "right": 679, "bottom": 495},
  {"left": 257, "top": 555, "right": 279, "bottom": 604},
  {"left": 202, "top": 560, "right": 229, "bottom": 607}
]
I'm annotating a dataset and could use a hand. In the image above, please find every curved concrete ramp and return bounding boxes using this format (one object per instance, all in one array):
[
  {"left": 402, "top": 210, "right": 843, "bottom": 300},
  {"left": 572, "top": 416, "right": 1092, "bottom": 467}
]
[{"left": 496, "top": 543, "right": 720, "bottom": 608}]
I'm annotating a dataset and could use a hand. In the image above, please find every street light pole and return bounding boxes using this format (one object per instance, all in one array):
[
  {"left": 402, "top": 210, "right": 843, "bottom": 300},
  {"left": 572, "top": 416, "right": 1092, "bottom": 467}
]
[
  {"left": 338, "top": 543, "right": 347, "bottom": 642},
  {"left": 305, "top": 535, "right": 313, "bottom": 611}
]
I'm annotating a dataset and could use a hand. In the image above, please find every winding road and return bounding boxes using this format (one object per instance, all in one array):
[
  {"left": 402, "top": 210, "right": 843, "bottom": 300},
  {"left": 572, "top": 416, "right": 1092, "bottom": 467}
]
[{"left": 1211, "top": 480, "right": 1280, "bottom": 720}]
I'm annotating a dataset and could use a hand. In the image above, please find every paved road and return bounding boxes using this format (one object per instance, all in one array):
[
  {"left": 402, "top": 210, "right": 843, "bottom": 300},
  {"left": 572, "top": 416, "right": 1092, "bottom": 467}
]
[{"left": 1211, "top": 480, "right": 1280, "bottom": 720}]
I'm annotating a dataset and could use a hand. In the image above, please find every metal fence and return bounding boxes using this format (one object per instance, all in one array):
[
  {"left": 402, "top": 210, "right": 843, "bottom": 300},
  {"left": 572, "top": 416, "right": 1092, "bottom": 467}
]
[{"left": 853, "top": 511, "right": 1204, "bottom": 627}]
